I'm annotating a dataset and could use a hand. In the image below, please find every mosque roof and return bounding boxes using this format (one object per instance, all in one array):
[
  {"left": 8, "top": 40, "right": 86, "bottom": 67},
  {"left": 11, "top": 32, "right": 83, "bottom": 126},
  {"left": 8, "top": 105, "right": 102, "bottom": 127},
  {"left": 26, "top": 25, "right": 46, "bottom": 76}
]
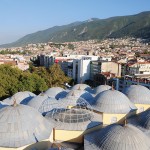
[
  {"left": 38, "top": 97, "right": 61, "bottom": 115},
  {"left": 3, "top": 91, "right": 36, "bottom": 105},
  {"left": 66, "top": 89, "right": 94, "bottom": 105},
  {"left": 93, "top": 85, "right": 111, "bottom": 95},
  {"left": 58, "top": 97, "right": 91, "bottom": 109},
  {"left": 0, "top": 101, "right": 8, "bottom": 109},
  {"left": 44, "top": 87, "right": 68, "bottom": 99},
  {"left": 27, "top": 93, "right": 49, "bottom": 110},
  {"left": 124, "top": 85, "right": 150, "bottom": 104},
  {"left": 128, "top": 109, "right": 150, "bottom": 130},
  {"left": 93, "top": 90, "right": 137, "bottom": 114},
  {"left": 0, "top": 104, "right": 53, "bottom": 148},
  {"left": 71, "top": 84, "right": 92, "bottom": 93},
  {"left": 84, "top": 124, "right": 150, "bottom": 150}
]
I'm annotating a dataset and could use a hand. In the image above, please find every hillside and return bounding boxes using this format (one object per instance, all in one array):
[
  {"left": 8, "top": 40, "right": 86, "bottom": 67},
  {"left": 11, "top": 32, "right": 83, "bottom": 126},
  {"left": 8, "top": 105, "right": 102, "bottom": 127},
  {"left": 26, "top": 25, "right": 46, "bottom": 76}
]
[{"left": 1, "top": 11, "right": 150, "bottom": 48}]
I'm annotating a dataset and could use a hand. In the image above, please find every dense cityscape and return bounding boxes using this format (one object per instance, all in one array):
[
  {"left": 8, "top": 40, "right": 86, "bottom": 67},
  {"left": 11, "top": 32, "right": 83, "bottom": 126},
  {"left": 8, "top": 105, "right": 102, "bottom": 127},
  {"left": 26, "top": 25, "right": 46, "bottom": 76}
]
[{"left": 0, "top": 1, "right": 150, "bottom": 150}]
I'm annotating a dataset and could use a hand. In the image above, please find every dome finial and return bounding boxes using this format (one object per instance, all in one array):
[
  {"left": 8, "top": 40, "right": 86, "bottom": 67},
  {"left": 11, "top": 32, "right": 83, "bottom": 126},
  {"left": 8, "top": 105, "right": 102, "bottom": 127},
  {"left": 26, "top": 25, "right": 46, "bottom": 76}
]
[
  {"left": 124, "top": 117, "right": 127, "bottom": 126},
  {"left": 78, "top": 86, "right": 81, "bottom": 90},
  {"left": 71, "top": 91, "right": 75, "bottom": 96},
  {"left": 111, "top": 82, "right": 114, "bottom": 91},
  {"left": 13, "top": 96, "right": 17, "bottom": 107},
  {"left": 40, "top": 91, "right": 44, "bottom": 96},
  {"left": 137, "top": 78, "right": 139, "bottom": 85}
]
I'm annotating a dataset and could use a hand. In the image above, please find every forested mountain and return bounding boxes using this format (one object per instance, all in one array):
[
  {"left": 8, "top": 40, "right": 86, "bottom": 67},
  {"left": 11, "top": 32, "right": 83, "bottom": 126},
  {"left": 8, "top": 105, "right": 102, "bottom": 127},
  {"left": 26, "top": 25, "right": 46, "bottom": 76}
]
[{"left": 1, "top": 11, "right": 150, "bottom": 48}]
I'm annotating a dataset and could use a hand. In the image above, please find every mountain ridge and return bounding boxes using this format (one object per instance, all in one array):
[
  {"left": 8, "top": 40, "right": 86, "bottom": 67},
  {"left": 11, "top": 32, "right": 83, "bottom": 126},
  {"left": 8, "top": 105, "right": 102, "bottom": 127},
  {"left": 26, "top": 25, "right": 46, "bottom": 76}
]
[{"left": 1, "top": 11, "right": 150, "bottom": 48}]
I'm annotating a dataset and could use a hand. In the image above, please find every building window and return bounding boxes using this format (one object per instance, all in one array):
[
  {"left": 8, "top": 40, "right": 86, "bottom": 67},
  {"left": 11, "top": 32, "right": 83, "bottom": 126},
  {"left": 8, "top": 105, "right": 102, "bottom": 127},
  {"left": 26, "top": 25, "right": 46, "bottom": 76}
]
[{"left": 110, "top": 117, "right": 117, "bottom": 123}]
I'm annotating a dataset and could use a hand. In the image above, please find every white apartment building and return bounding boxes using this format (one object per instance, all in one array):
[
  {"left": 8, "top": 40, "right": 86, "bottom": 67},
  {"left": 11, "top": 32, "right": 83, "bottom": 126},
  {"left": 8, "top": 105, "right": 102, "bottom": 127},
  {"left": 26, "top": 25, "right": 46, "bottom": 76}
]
[
  {"left": 128, "top": 62, "right": 150, "bottom": 75},
  {"left": 72, "top": 56, "right": 99, "bottom": 83}
]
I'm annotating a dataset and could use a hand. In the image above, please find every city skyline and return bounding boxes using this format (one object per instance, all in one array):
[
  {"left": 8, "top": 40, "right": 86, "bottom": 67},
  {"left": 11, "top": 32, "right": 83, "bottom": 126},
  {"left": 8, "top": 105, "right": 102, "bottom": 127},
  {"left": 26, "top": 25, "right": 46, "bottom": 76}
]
[{"left": 0, "top": 0, "right": 150, "bottom": 44}]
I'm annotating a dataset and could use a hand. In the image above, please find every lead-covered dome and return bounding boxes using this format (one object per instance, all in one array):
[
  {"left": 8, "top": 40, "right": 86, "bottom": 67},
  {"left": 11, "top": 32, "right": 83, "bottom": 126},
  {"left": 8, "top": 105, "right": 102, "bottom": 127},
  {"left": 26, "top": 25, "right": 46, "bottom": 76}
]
[
  {"left": 66, "top": 89, "right": 94, "bottom": 105},
  {"left": 93, "top": 90, "right": 136, "bottom": 113},
  {"left": 71, "top": 84, "right": 92, "bottom": 93},
  {"left": 3, "top": 91, "right": 36, "bottom": 105},
  {"left": 38, "top": 97, "right": 61, "bottom": 115},
  {"left": 93, "top": 85, "right": 111, "bottom": 95},
  {"left": 84, "top": 124, "right": 150, "bottom": 150},
  {"left": 27, "top": 93, "right": 49, "bottom": 110},
  {"left": 124, "top": 85, "right": 150, "bottom": 104},
  {"left": 128, "top": 109, "right": 150, "bottom": 130},
  {"left": 0, "top": 101, "right": 8, "bottom": 109},
  {"left": 0, "top": 104, "right": 53, "bottom": 148},
  {"left": 45, "top": 87, "right": 67, "bottom": 99}
]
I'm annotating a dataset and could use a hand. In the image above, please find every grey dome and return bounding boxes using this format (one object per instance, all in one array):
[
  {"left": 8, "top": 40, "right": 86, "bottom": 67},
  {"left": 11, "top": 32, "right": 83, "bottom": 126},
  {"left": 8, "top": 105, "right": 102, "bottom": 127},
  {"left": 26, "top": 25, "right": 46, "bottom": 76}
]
[
  {"left": 129, "top": 109, "right": 150, "bottom": 130},
  {"left": 45, "top": 87, "right": 67, "bottom": 99},
  {"left": 124, "top": 85, "right": 150, "bottom": 104},
  {"left": 27, "top": 93, "right": 49, "bottom": 110},
  {"left": 71, "top": 84, "right": 92, "bottom": 93},
  {"left": 84, "top": 124, "right": 150, "bottom": 150},
  {"left": 66, "top": 89, "right": 94, "bottom": 105},
  {"left": 0, "top": 104, "right": 53, "bottom": 148},
  {"left": 38, "top": 97, "right": 61, "bottom": 115},
  {"left": 93, "top": 90, "right": 137, "bottom": 113},
  {"left": 3, "top": 91, "right": 36, "bottom": 105},
  {"left": 0, "top": 101, "right": 8, "bottom": 109},
  {"left": 138, "top": 109, "right": 150, "bottom": 130},
  {"left": 94, "top": 85, "right": 111, "bottom": 95}
]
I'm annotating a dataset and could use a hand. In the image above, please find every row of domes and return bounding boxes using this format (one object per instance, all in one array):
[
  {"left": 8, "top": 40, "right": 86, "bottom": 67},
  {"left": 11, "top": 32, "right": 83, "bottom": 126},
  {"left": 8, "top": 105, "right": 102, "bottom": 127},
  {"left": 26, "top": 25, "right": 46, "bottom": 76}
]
[
  {"left": 1, "top": 84, "right": 150, "bottom": 115},
  {"left": 0, "top": 83, "right": 150, "bottom": 149}
]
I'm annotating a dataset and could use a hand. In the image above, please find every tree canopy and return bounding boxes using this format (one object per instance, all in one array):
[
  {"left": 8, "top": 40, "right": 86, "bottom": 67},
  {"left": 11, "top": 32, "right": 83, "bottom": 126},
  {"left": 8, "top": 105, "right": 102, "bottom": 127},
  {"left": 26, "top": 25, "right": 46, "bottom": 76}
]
[{"left": 0, "top": 63, "right": 72, "bottom": 100}]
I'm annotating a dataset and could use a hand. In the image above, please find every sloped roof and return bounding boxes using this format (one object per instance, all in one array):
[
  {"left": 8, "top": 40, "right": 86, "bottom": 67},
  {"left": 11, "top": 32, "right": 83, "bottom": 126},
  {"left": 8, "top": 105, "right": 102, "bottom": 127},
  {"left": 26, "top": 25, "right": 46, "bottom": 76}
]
[
  {"left": 0, "top": 104, "right": 53, "bottom": 148},
  {"left": 84, "top": 124, "right": 150, "bottom": 150},
  {"left": 124, "top": 85, "right": 150, "bottom": 104},
  {"left": 93, "top": 90, "right": 137, "bottom": 114}
]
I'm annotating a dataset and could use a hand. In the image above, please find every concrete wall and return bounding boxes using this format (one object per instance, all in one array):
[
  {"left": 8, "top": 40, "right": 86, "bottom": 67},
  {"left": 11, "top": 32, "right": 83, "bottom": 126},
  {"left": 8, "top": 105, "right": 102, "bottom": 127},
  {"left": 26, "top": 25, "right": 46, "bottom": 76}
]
[
  {"left": 135, "top": 104, "right": 150, "bottom": 114},
  {"left": 103, "top": 113, "right": 127, "bottom": 125},
  {"left": 54, "top": 124, "right": 102, "bottom": 143}
]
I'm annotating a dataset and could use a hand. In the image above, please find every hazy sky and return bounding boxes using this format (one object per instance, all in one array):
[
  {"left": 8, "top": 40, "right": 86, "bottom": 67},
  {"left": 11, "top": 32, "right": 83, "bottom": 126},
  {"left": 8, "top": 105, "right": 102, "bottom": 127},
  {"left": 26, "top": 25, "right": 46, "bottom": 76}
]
[{"left": 0, "top": 0, "right": 150, "bottom": 44}]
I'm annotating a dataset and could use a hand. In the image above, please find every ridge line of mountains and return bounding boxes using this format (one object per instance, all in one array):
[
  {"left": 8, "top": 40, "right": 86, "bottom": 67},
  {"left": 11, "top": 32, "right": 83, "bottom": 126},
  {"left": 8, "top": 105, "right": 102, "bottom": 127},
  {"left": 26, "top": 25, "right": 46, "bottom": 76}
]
[{"left": 1, "top": 11, "right": 150, "bottom": 48}]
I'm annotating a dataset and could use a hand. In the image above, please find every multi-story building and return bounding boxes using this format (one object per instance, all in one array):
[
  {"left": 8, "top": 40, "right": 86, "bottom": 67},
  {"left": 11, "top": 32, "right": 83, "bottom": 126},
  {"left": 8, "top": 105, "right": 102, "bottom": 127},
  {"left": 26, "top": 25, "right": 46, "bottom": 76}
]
[{"left": 128, "top": 62, "right": 150, "bottom": 75}]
